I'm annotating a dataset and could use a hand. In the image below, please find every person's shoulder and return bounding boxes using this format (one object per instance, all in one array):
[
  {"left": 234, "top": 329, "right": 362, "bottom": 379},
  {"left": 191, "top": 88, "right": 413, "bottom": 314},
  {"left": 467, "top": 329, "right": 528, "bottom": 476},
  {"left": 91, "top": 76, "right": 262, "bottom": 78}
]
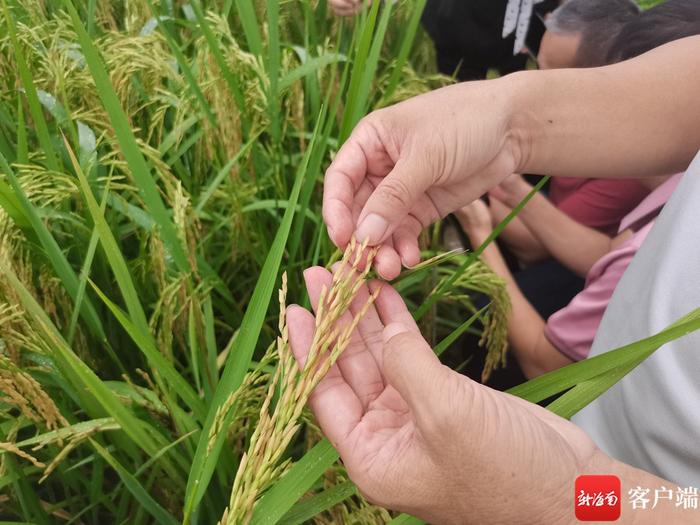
[{"left": 587, "top": 228, "right": 650, "bottom": 283}]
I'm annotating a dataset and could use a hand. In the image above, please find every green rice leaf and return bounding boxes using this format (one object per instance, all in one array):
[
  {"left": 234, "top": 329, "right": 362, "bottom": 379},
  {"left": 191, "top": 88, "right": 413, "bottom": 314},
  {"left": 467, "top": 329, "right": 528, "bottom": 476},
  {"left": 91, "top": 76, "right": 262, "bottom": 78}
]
[
  {"left": 90, "top": 439, "right": 180, "bottom": 525},
  {"left": 280, "top": 52, "right": 346, "bottom": 90},
  {"left": 2, "top": 1, "right": 60, "bottom": 172},
  {"left": 387, "top": 516, "right": 424, "bottom": 525},
  {"left": 183, "top": 112, "right": 324, "bottom": 521},
  {"left": 234, "top": 0, "right": 263, "bottom": 56},
  {"left": 509, "top": 307, "right": 700, "bottom": 404},
  {"left": 195, "top": 134, "right": 258, "bottom": 213},
  {"left": 415, "top": 177, "right": 550, "bottom": 320},
  {"left": 278, "top": 481, "right": 357, "bottom": 525},
  {"left": 250, "top": 439, "right": 339, "bottom": 525},
  {"left": 190, "top": 0, "right": 249, "bottom": 134},
  {"left": 382, "top": 0, "right": 427, "bottom": 101},
  {"left": 89, "top": 281, "right": 206, "bottom": 420},
  {"left": 61, "top": 0, "right": 192, "bottom": 274},
  {"left": 434, "top": 305, "right": 488, "bottom": 356},
  {"left": 0, "top": 262, "right": 176, "bottom": 477},
  {"left": 145, "top": 0, "right": 217, "bottom": 128},
  {"left": 0, "top": 152, "right": 106, "bottom": 342}
]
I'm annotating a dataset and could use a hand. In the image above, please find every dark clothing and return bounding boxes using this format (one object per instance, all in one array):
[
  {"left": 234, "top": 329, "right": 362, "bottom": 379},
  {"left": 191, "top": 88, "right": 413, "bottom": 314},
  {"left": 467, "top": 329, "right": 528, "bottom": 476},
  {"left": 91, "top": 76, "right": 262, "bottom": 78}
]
[
  {"left": 421, "top": 0, "right": 559, "bottom": 80},
  {"left": 513, "top": 258, "right": 585, "bottom": 320}
]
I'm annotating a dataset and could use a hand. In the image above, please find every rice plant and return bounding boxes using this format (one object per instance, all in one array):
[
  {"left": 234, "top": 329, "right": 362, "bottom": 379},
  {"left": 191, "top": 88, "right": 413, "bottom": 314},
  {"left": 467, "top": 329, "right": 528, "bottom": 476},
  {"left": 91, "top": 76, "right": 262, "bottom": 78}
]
[{"left": 0, "top": 1, "right": 698, "bottom": 523}]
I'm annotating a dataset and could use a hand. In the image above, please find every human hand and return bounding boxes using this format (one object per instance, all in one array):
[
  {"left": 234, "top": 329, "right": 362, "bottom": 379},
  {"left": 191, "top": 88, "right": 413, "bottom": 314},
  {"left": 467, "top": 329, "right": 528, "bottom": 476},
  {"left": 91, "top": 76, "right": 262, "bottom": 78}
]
[
  {"left": 328, "top": 0, "right": 363, "bottom": 16},
  {"left": 287, "top": 265, "right": 603, "bottom": 524},
  {"left": 488, "top": 173, "right": 532, "bottom": 208},
  {"left": 323, "top": 80, "right": 525, "bottom": 280},
  {"left": 455, "top": 198, "right": 493, "bottom": 240}
]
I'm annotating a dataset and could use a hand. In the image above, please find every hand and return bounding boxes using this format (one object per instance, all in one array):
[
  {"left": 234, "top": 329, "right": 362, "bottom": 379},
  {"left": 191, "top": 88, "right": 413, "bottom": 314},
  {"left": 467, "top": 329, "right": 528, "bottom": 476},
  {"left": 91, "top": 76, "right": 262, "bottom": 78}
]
[
  {"left": 287, "top": 266, "right": 603, "bottom": 524},
  {"left": 454, "top": 198, "right": 492, "bottom": 238},
  {"left": 323, "top": 80, "right": 525, "bottom": 279},
  {"left": 329, "top": 0, "right": 363, "bottom": 16},
  {"left": 488, "top": 173, "right": 532, "bottom": 208}
]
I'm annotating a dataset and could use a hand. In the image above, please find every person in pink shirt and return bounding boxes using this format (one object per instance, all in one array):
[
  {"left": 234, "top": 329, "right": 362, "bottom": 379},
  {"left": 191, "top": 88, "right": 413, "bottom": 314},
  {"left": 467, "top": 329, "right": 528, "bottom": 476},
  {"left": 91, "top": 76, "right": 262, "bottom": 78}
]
[
  {"left": 489, "top": 0, "right": 650, "bottom": 265},
  {"left": 457, "top": 173, "right": 681, "bottom": 377}
]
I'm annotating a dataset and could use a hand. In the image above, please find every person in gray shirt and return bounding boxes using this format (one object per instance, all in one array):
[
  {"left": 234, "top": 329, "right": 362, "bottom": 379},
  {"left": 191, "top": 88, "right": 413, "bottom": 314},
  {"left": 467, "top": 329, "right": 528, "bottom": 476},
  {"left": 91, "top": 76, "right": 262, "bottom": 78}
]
[{"left": 287, "top": 36, "right": 700, "bottom": 523}]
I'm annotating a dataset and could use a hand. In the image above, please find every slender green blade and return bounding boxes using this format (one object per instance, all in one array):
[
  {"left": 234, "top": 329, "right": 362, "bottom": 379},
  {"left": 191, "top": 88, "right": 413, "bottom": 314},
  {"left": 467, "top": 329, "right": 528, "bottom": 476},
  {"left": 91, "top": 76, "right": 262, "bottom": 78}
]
[
  {"left": 280, "top": 53, "right": 346, "bottom": 91},
  {"left": 250, "top": 439, "right": 339, "bottom": 525},
  {"left": 234, "top": 0, "right": 263, "bottom": 56},
  {"left": 190, "top": 0, "right": 249, "bottom": 135},
  {"left": 61, "top": 0, "right": 191, "bottom": 274},
  {"left": 546, "top": 363, "right": 635, "bottom": 420},
  {"left": 349, "top": 0, "right": 394, "bottom": 128},
  {"left": 0, "top": 263, "right": 174, "bottom": 474},
  {"left": 507, "top": 307, "right": 700, "bottom": 403},
  {"left": 339, "top": 0, "right": 381, "bottom": 142},
  {"left": 0, "top": 152, "right": 106, "bottom": 341},
  {"left": 0, "top": 178, "right": 30, "bottom": 228},
  {"left": 415, "top": 177, "right": 550, "bottom": 320},
  {"left": 266, "top": 0, "right": 281, "bottom": 141},
  {"left": 90, "top": 282, "right": 206, "bottom": 419},
  {"left": 195, "top": 135, "right": 257, "bottom": 213},
  {"left": 383, "top": 0, "right": 427, "bottom": 101},
  {"left": 64, "top": 137, "right": 150, "bottom": 334},
  {"left": 3, "top": 0, "right": 60, "bottom": 172},
  {"left": 278, "top": 481, "right": 357, "bottom": 525},
  {"left": 434, "top": 305, "right": 488, "bottom": 356},
  {"left": 388, "top": 516, "right": 424, "bottom": 525},
  {"left": 90, "top": 439, "right": 180, "bottom": 525},
  {"left": 145, "top": 0, "right": 217, "bottom": 128},
  {"left": 183, "top": 115, "right": 324, "bottom": 521}
]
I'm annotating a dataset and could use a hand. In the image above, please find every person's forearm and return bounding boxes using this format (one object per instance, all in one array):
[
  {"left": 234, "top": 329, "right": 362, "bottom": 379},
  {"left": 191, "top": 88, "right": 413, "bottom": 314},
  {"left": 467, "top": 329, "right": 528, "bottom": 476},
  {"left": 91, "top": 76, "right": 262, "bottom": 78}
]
[
  {"left": 489, "top": 199, "right": 548, "bottom": 264},
  {"left": 504, "top": 36, "right": 700, "bottom": 180},
  {"left": 497, "top": 187, "right": 615, "bottom": 277},
  {"left": 468, "top": 228, "right": 572, "bottom": 377},
  {"left": 584, "top": 450, "right": 687, "bottom": 524}
]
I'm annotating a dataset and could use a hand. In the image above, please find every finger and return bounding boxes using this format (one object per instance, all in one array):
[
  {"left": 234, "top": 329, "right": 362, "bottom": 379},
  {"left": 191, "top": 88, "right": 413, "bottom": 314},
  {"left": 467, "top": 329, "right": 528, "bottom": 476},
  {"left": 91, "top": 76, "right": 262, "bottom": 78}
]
[
  {"left": 323, "top": 123, "right": 393, "bottom": 248},
  {"left": 392, "top": 214, "right": 423, "bottom": 268},
  {"left": 303, "top": 266, "right": 385, "bottom": 408},
  {"left": 330, "top": 0, "right": 358, "bottom": 16},
  {"left": 381, "top": 322, "right": 446, "bottom": 417},
  {"left": 374, "top": 240, "right": 402, "bottom": 280},
  {"left": 351, "top": 278, "right": 385, "bottom": 363},
  {"left": 371, "top": 282, "right": 420, "bottom": 334},
  {"left": 370, "top": 283, "right": 420, "bottom": 370},
  {"left": 287, "top": 304, "right": 362, "bottom": 450},
  {"left": 356, "top": 157, "right": 432, "bottom": 246}
]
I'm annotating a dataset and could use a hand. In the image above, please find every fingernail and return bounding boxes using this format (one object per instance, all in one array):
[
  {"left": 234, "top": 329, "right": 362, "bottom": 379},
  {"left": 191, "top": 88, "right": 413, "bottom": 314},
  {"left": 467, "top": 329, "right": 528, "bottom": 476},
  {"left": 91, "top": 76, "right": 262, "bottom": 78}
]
[
  {"left": 356, "top": 213, "right": 388, "bottom": 245},
  {"left": 327, "top": 225, "right": 336, "bottom": 243},
  {"left": 383, "top": 322, "right": 409, "bottom": 342}
]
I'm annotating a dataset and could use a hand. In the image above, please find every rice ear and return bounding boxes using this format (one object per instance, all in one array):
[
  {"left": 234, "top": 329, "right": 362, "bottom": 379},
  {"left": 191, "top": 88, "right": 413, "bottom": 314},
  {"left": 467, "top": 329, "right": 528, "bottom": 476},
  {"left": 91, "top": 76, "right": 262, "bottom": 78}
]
[{"left": 220, "top": 239, "right": 379, "bottom": 524}]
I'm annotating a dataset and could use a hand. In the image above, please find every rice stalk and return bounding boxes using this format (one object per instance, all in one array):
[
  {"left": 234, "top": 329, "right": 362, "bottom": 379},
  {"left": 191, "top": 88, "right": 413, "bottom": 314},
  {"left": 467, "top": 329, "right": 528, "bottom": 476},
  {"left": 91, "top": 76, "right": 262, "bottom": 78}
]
[
  {"left": 0, "top": 441, "right": 46, "bottom": 469},
  {"left": 436, "top": 256, "right": 511, "bottom": 381},
  {"left": 220, "top": 238, "right": 379, "bottom": 524},
  {"left": 0, "top": 354, "right": 67, "bottom": 432}
]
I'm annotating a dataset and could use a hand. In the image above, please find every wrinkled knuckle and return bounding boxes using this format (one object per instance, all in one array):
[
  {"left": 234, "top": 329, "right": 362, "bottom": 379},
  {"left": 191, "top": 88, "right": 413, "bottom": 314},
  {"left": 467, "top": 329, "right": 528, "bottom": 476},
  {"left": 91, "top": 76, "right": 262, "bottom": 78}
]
[{"left": 376, "top": 178, "right": 412, "bottom": 211}]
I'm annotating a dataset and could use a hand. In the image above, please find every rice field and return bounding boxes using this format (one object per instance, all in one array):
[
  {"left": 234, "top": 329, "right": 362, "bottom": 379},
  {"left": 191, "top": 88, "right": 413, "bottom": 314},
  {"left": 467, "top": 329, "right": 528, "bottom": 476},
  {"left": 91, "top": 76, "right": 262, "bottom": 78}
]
[{"left": 0, "top": 1, "right": 696, "bottom": 523}]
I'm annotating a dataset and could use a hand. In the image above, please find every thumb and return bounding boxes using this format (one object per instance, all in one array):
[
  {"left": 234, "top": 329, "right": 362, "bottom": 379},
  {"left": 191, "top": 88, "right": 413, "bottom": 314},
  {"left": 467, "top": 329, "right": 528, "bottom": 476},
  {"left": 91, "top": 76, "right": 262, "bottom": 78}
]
[
  {"left": 356, "top": 160, "right": 429, "bottom": 245},
  {"left": 381, "top": 322, "right": 445, "bottom": 415}
]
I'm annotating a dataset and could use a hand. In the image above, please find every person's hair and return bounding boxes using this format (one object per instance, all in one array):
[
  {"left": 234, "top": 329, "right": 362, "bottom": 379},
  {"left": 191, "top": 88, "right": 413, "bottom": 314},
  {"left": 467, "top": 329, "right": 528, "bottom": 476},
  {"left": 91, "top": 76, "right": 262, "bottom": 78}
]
[
  {"left": 545, "top": 0, "right": 640, "bottom": 67},
  {"left": 606, "top": 0, "right": 700, "bottom": 63}
]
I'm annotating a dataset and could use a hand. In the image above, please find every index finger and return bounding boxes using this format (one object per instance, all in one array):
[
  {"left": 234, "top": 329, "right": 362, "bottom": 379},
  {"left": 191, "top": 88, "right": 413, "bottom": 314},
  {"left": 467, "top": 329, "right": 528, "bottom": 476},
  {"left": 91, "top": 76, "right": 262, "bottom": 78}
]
[
  {"left": 323, "top": 138, "right": 368, "bottom": 248},
  {"left": 323, "top": 120, "right": 394, "bottom": 248}
]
